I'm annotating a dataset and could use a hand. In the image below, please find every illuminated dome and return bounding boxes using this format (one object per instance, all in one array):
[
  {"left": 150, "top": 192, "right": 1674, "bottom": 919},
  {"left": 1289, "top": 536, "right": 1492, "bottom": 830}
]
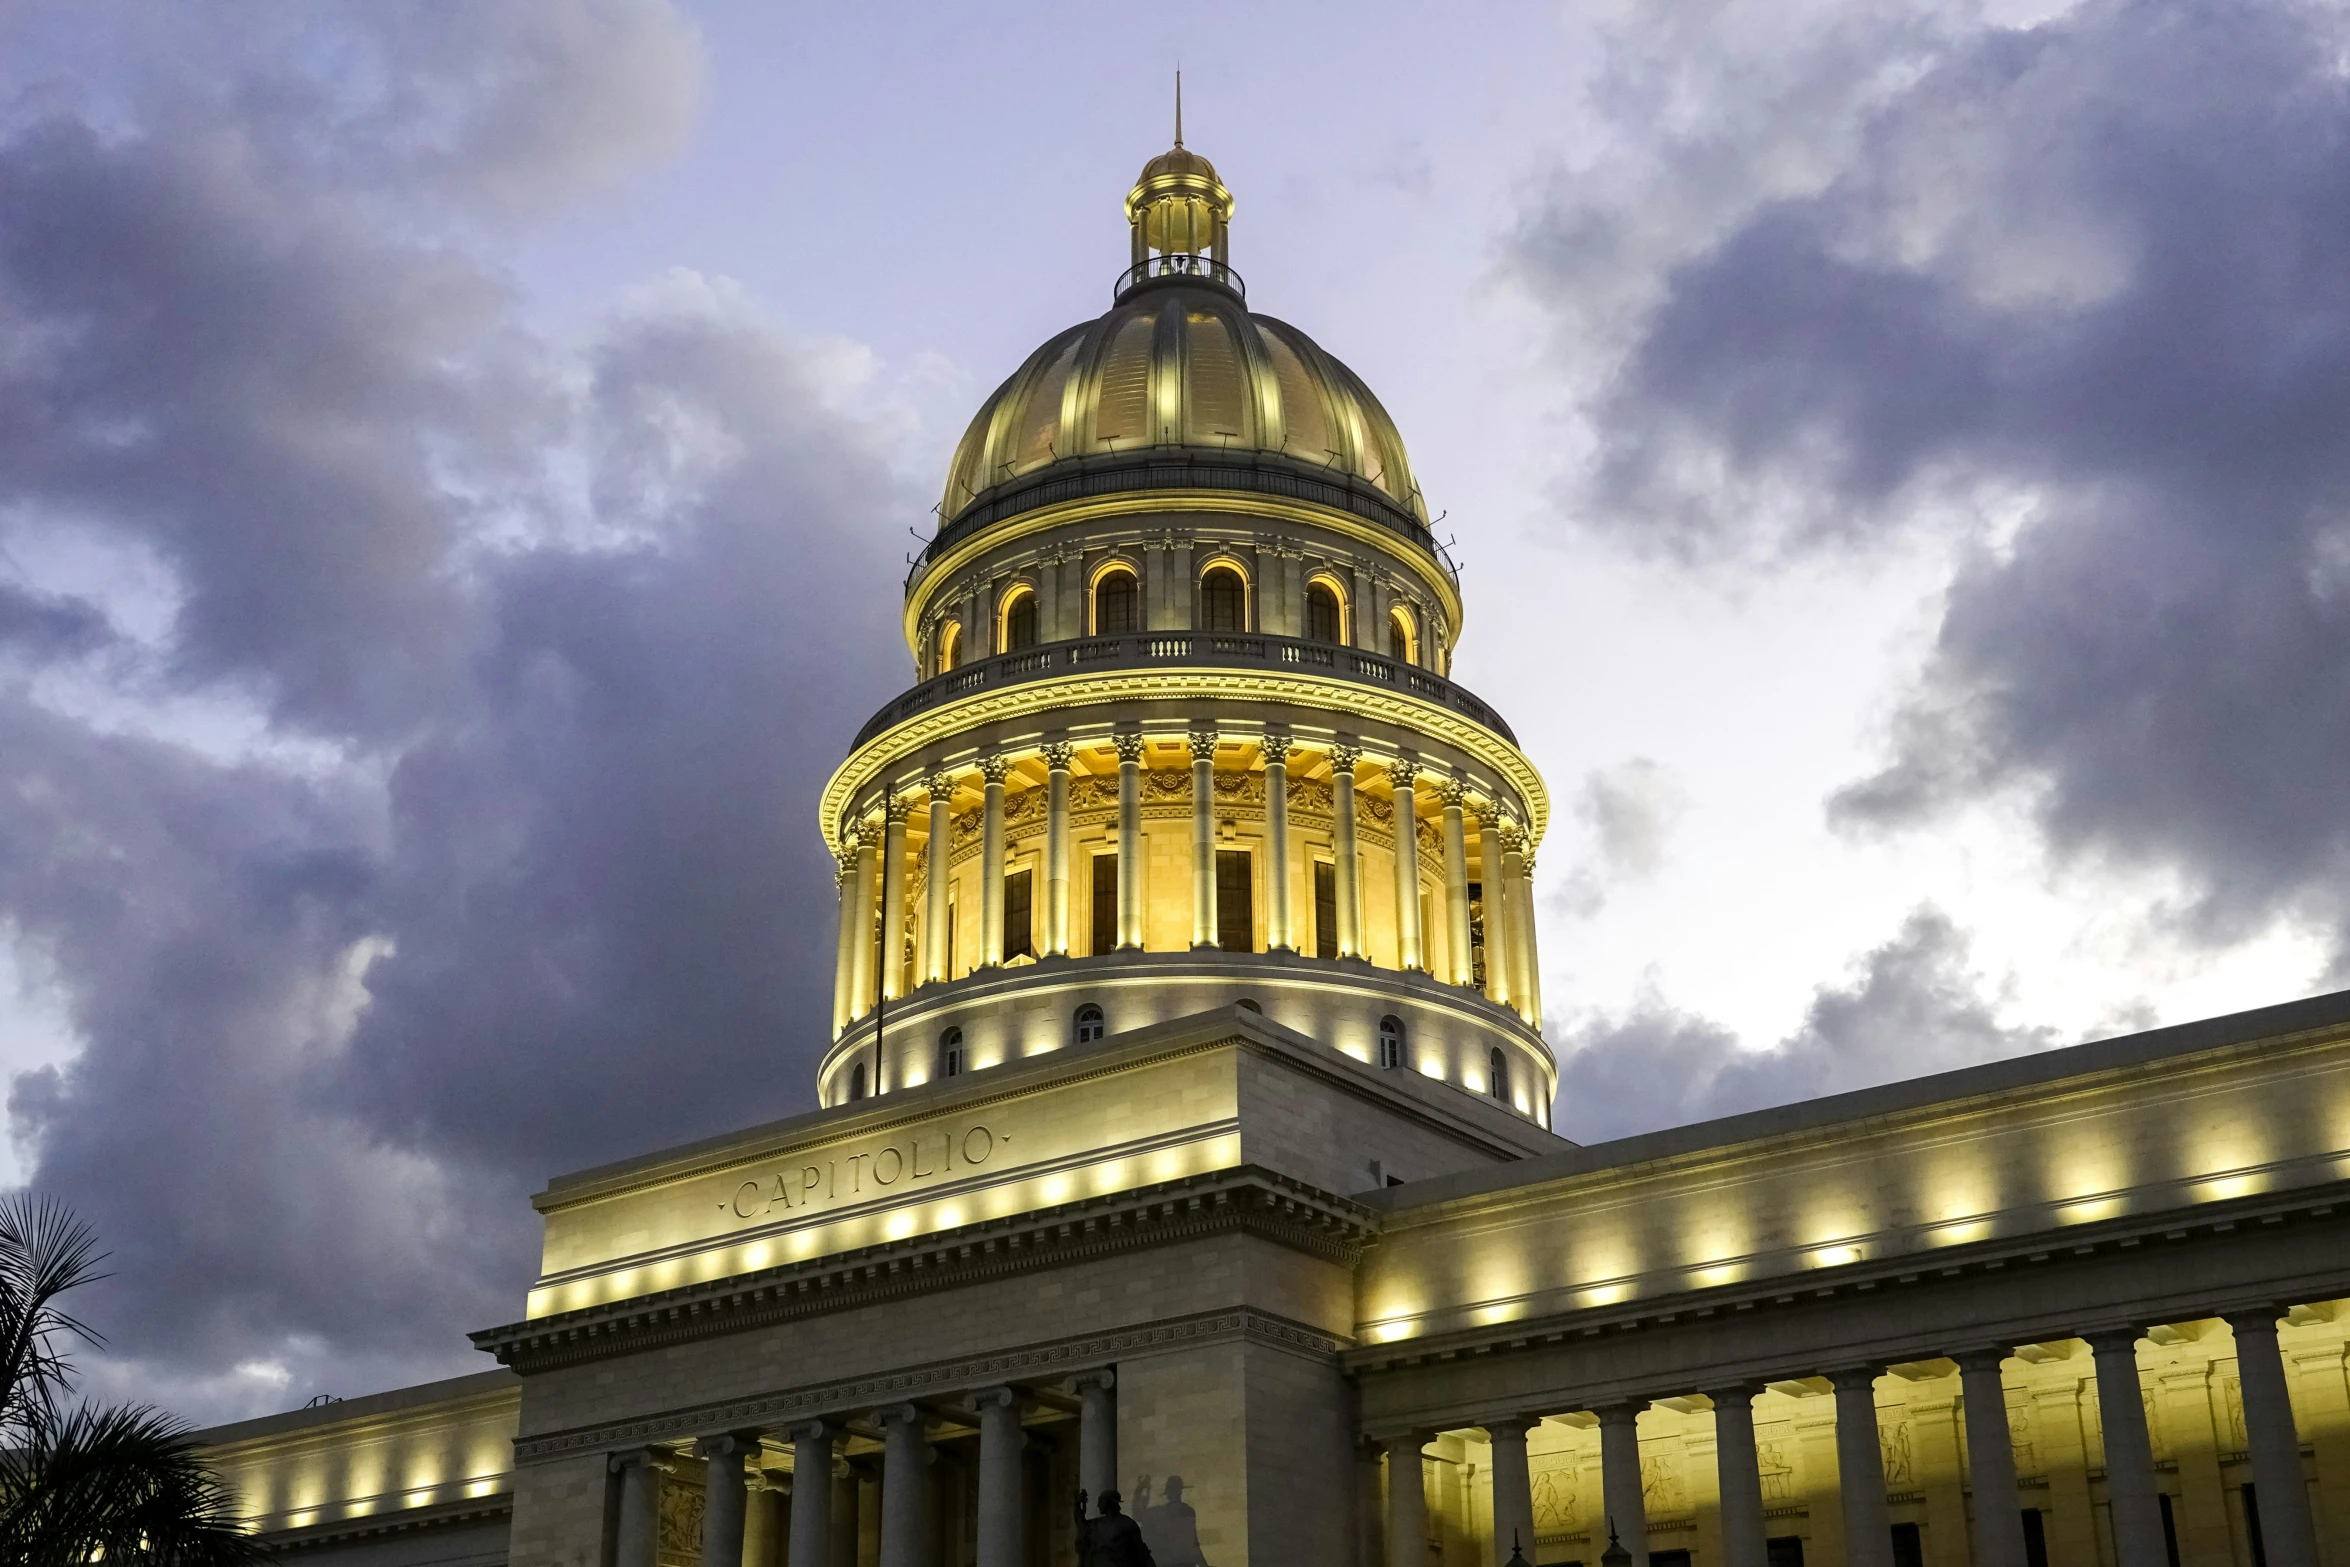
[{"left": 938, "top": 132, "right": 1427, "bottom": 527}]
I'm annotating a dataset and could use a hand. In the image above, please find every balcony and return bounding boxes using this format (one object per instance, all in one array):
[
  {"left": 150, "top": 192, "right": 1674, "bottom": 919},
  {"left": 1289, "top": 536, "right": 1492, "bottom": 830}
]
[{"left": 849, "top": 631, "right": 1518, "bottom": 750}]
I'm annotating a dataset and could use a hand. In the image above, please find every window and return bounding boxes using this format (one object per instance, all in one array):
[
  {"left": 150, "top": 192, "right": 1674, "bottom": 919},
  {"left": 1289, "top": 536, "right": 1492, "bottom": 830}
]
[
  {"left": 1004, "top": 868, "right": 1034, "bottom": 960},
  {"left": 1388, "top": 606, "right": 1416, "bottom": 664},
  {"left": 1199, "top": 566, "right": 1246, "bottom": 632},
  {"left": 1653, "top": 1553, "right": 1693, "bottom": 1567},
  {"left": 2165, "top": 1494, "right": 2186, "bottom": 1567},
  {"left": 1090, "top": 853, "right": 1119, "bottom": 955},
  {"left": 849, "top": 1061, "right": 868, "bottom": 1101},
  {"left": 1313, "top": 861, "right": 1338, "bottom": 959},
  {"left": 1001, "top": 590, "right": 1038, "bottom": 652},
  {"left": 1890, "top": 1526, "right": 1923, "bottom": 1567},
  {"left": 938, "top": 1027, "right": 964, "bottom": 1080},
  {"left": 1767, "top": 1541, "right": 1806, "bottom": 1567},
  {"left": 1216, "top": 850, "right": 1253, "bottom": 951},
  {"left": 1306, "top": 581, "right": 1343, "bottom": 644},
  {"left": 2021, "top": 1512, "right": 2048, "bottom": 1567},
  {"left": 1074, "top": 1003, "right": 1105, "bottom": 1044},
  {"left": 1377, "top": 1015, "right": 1405, "bottom": 1070},
  {"left": 1490, "top": 1047, "right": 1511, "bottom": 1102},
  {"left": 937, "top": 620, "right": 962, "bottom": 674},
  {"left": 1094, "top": 569, "right": 1139, "bottom": 635}
]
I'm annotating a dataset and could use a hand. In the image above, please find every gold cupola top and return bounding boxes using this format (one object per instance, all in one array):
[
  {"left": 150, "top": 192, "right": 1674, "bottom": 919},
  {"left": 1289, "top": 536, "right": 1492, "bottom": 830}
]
[{"left": 1122, "top": 77, "right": 1236, "bottom": 297}]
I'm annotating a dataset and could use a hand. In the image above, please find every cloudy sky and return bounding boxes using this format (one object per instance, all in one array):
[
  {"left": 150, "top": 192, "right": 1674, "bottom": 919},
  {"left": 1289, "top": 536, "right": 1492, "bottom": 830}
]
[{"left": 3, "top": 0, "right": 2346, "bottom": 1424}]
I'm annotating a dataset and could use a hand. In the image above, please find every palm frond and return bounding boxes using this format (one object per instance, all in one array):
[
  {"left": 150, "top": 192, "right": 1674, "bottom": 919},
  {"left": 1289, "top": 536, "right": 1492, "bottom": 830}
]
[
  {"left": 0, "top": 1193, "right": 108, "bottom": 1436},
  {"left": 0, "top": 1401, "right": 267, "bottom": 1567}
]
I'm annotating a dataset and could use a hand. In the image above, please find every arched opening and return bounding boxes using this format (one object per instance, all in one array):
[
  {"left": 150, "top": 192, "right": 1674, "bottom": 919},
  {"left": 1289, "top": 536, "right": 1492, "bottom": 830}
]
[
  {"left": 1489, "top": 1046, "right": 1511, "bottom": 1102},
  {"left": 1000, "top": 588, "right": 1038, "bottom": 653},
  {"left": 1073, "top": 1003, "right": 1106, "bottom": 1045},
  {"left": 1377, "top": 1015, "right": 1406, "bottom": 1070},
  {"left": 1198, "top": 565, "right": 1247, "bottom": 632},
  {"left": 1305, "top": 579, "right": 1345, "bottom": 645},
  {"left": 1388, "top": 605, "right": 1417, "bottom": 665},
  {"left": 1092, "top": 568, "right": 1140, "bottom": 636},
  {"left": 849, "top": 1061, "right": 868, "bottom": 1101},
  {"left": 939, "top": 1027, "right": 965, "bottom": 1080},
  {"left": 1236, "top": 997, "right": 1262, "bottom": 1014},
  {"left": 937, "top": 619, "right": 963, "bottom": 674}
]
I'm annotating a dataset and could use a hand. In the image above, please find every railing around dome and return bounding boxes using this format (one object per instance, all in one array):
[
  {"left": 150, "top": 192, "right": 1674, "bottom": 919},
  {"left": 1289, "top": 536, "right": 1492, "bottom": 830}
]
[
  {"left": 850, "top": 631, "right": 1517, "bottom": 750},
  {"left": 1114, "top": 254, "right": 1246, "bottom": 301}
]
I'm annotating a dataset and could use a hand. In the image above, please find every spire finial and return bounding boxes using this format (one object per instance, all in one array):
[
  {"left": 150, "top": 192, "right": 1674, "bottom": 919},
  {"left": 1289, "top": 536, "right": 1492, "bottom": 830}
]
[{"left": 1174, "top": 69, "right": 1183, "bottom": 149}]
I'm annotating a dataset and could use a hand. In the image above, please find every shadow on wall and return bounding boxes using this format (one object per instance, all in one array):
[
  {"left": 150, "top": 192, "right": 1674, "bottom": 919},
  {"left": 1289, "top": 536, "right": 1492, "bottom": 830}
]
[{"left": 1135, "top": 1474, "right": 1210, "bottom": 1567}]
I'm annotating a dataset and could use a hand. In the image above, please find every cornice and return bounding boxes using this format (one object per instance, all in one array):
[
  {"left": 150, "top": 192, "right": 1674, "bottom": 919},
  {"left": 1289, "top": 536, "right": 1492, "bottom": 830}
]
[
  {"left": 509, "top": 1305, "right": 1351, "bottom": 1466},
  {"left": 252, "top": 1493, "right": 511, "bottom": 1549},
  {"left": 476, "top": 1165, "right": 1373, "bottom": 1375},
  {"left": 906, "top": 490, "right": 1465, "bottom": 651},
  {"left": 822, "top": 669, "right": 1547, "bottom": 848}
]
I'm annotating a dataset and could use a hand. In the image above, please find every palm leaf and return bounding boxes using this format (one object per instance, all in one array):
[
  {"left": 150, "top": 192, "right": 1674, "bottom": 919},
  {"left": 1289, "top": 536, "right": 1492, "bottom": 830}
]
[{"left": 0, "top": 1401, "right": 268, "bottom": 1566}]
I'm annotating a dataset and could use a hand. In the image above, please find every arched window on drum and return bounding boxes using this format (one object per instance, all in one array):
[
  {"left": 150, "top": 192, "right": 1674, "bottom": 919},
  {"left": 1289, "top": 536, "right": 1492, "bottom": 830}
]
[
  {"left": 936, "top": 619, "right": 963, "bottom": 675},
  {"left": 1092, "top": 567, "right": 1140, "bottom": 636},
  {"left": 849, "top": 1061, "right": 868, "bottom": 1101},
  {"left": 1198, "top": 565, "right": 1247, "bottom": 633},
  {"left": 999, "top": 587, "right": 1038, "bottom": 653},
  {"left": 1388, "top": 604, "right": 1418, "bottom": 665},
  {"left": 1377, "top": 1015, "right": 1406, "bottom": 1071},
  {"left": 938, "top": 1027, "right": 965, "bottom": 1080},
  {"left": 1488, "top": 1047, "right": 1511, "bottom": 1103},
  {"left": 1305, "top": 578, "right": 1345, "bottom": 645},
  {"left": 1073, "top": 1003, "right": 1106, "bottom": 1045}
]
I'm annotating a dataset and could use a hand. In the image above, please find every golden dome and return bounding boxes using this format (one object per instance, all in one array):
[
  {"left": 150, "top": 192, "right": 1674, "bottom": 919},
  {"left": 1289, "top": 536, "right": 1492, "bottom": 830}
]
[{"left": 938, "top": 285, "right": 1427, "bottom": 526}]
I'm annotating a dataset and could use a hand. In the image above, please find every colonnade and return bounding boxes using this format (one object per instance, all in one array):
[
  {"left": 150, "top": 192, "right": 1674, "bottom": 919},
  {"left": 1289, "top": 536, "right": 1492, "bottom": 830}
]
[
  {"left": 607, "top": 1371, "right": 1117, "bottom": 1567},
  {"left": 830, "top": 733, "right": 1543, "bottom": 1039},
  {"left": 1386, "top": 1312, "right": 2319, "bottom": 1567}
]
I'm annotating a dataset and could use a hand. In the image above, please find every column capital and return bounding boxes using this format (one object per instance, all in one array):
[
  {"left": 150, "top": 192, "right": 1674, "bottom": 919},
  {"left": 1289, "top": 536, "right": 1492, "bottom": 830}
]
[
  {"left": 610, "top": 1446, "right": 676, "bottom": 1475},
  {"left": 748, "top": 1467, "right": 790, "bottom": 1495},
  {"left": 1826, "top": 1366, "right": 1883, "bottom": 1393},
  {"left": 1951, "top": 1345, "right": 2016, "bottom": 1372},
  {"left": 1112, "top": 732, "right": 1148, "bottom": 764},
  {"left": 1070, "top": 1368, "right": 1116, "bottom": 1394},
  {"left": 2086, "top": 1327, "right": 2148, "bottom": 1355},
  {"left": 883, "top": 793, "right": 912, "bottom": 824},
  {"left": 787, "top": 1418, "right": 840, "bottom": 1444},
  {"left": 926, "top": 771, "right": 957, "bottom": 799},
  {"left": 1187, "top": 728, "right": 1220, "bottom": 761},
  {"left": 1706, "top": 1384, "right": 1762, "bottom": 1410},
  {"left": 1386, "top": 758, "right": 1420, "bottom": 788},
  {"left": 1593, "top": 1401, "right": 1647, "bottom": 1428},
  {"left": 874, "top": 1401, "right": 927, "bottom": 1428},
  {"left": 1042, "top": 740, "right": 1076, "bottom": 771},
  {"left": 1375, "top": 1429, "right": 1433, "bottom": 1454},
  {"left": 1481, "top": 1415, "right": 1541, "bottom": 1441},
  {"left": 1495, "top": 816, "right": 1523, "bottom": 848},
  {"left": 1441, "top": 777, "right": 1466, "bottom": 807},
  {"left": 2223, "top": 1307, "right": 2292, "bottom": 1335},
  {"left": 696, "top": 1430, "right": 766, "bottom": 1460},
  {"left": 972, "top": 1385, "right": 1026, "bottom": 1412},
  {"left": 979, "top": 756, "right": 1012, "bottom": 785},
  {"left": 1259, "top": 732, "right": 1294, "bottom": 765},
  {"left": 1329, "top": 742, "right": 1363, "bottom": 771}
]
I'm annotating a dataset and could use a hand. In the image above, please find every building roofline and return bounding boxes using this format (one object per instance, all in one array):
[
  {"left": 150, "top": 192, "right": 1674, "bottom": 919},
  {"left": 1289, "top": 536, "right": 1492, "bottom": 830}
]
[
  {"left": 191, "top": 1367, "right": 518, "bottom": 1449},
  {"left": 1367, "top": 984, "right": 2350, "bottom": 1215}
]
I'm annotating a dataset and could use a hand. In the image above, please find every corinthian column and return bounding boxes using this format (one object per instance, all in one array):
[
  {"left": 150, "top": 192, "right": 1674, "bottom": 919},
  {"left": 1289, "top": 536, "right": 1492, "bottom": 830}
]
[
  {"left": 1515, "top": 839, "right": 1544, "bottom": 1029},
  {"left": 977, "top": 757, "right": 1009, "bottom": 966},
  {"left": 1440, "top": 780, "right": 1472, "bottom": 984},
  {"left": 1115, "top": 734, "right": 1146, "bottom": 949},
  {"left": 1331, "top": 745, "right": 1363, "bottom": 958},
  {"left": 1190, "top": 729, "right": 1219, "bottom": 949},
  {"left": 924, "top": 773, "right": 954, "bottom": 984},
  {"left": 1498, "top": 819, "right": 1533, "bottom": 1021},
  {"left": 1387, "top": 760, "right": 1424, "bottom": 971},
  {"left": 878, "top": 795, "right": 909, "bottom": 1003},
  {"left": 1263, "top": 734, "right": 1294, "bottom": 950},
  {"left": 831, "top": 851, "right": 856, "bottom": 1038},
  {"left": 1477, "top": 809, "right": 1514, "bottom": 1009},
  {"left": 848, "top": 821, "right": 879, "bottom": 1021},
  {"left": 1043, "top": 742, "right": 1074, "bottom": 956}
]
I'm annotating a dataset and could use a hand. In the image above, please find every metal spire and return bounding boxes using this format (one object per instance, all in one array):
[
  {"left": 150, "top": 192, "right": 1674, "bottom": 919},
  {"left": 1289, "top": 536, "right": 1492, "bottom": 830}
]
[{"left": 1174, "top": 68, "right": 1183, "bottom": 148}]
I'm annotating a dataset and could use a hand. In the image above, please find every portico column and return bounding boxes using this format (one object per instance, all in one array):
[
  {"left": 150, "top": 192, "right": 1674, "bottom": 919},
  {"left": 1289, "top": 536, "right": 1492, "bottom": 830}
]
[
  {"left": 1831, "top": 1369, "right": 1894, "bottom": 1567},
  {"left": 1388, "top": 761, "right": 1424, "bottom": 971},
  {"left": 876, "top": 1404, "right": 931, "bottom": 1567},
  {"left": 611, "top": 1448, "right": 670, "bottom": 1567},
  {"left": 1440, "top": 781, "right": 1472, "bottom": 985},
  {"left": 1074, "top": 1370, "right": 1116, "bottom": 1511},
  {"left": 1384, "top": 1434, "right": 1429, "bottom": 1567},
  {"left": 2089, "top": 1331, "right": 2166, "bottom": 1567},
  {"left": 878, "top": 795, "right": 910, "bottom": 1003},
  {"left": 1597, "top": 1404, "right": 1649, "bottom": 1567},
  {"left": 2228, "top": 1311, "right": 2321, "bottom": 1567},
  {"left": 745, "top": 1469, "right": 786, "bottom": 1567},
  {"left": 1515, "top": 839, "right": 1544, "bottom": 1028},
  {"left": 1115, "top": 734, "right": 1146, "bottom": 949},
  {"left": 848, "top": 822, "right": 879, "bottom": 1020},
  {"left": 1477, "top": 811, "right": 1513, "bottom": 1008},
  {"left": 786, "top": 1422, "right": 836, "bottom": 1567},
  {"left": 1331, "top": 744, "right": 1364, "bottom": 958},
  {"left": 979, "top": 758, "right": 1009, "bottom": 967},
  {"left": 831, "top": 853, "right": 856, "bottom": 1038},
  {"left": 923, "top": 773, "right": 954, "bottom": 984},
  {"left": 1711, "top": 1388, "right": 1769, "bottom": 1567},
  {"left": 1263, "top": 734, "right": 1295, "bottom": 950},
  {"left": 1484, "top": 1418, "right": 1537, "bottom": 1567},
  {"left": 1190, "top": 729, "right": 1219, "bottom": 948},
  {"left": 699, "top": 1432, "right": 760, "bottom": 1567},
  {"left": 1043, "top": 742, "right": 1074, "bottom": 956},
  {"left": 974, "top": 1387, "right": 1027, "bottom": 1567},
  {"left": 1955, "top": 1350, "right": 2027, "bottom": 1567}
]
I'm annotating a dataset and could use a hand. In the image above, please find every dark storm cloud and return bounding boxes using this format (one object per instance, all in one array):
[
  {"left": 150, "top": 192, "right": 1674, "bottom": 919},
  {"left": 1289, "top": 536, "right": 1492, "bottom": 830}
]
[
  {"left": 1519, "top": 0, "right": 2350, "bottom": 963},
  {"left": 1556, "top": 908, "right": 2054, "bottom": 1142},
  {"left": 0, "top": 3, "right": 914, "bottom": 1421}
]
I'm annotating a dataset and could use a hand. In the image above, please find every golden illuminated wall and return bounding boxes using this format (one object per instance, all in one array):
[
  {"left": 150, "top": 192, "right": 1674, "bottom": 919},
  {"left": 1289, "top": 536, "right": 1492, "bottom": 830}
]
[
  {"left": 1390, "top": 1317, "right": 2350, "bottom": 1567},
  {"left": 197, "top": 1370, "right": 519, "bottom": 1537},
  {"left": 1358, "top": 1027, "right": 2350, "bottom": 1346}
]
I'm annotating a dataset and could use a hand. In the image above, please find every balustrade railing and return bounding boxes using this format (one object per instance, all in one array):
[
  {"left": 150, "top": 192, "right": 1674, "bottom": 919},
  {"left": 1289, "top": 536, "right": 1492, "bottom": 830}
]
[{"left": 850, "top": 631, "right": 1516, "bottom": 749}]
